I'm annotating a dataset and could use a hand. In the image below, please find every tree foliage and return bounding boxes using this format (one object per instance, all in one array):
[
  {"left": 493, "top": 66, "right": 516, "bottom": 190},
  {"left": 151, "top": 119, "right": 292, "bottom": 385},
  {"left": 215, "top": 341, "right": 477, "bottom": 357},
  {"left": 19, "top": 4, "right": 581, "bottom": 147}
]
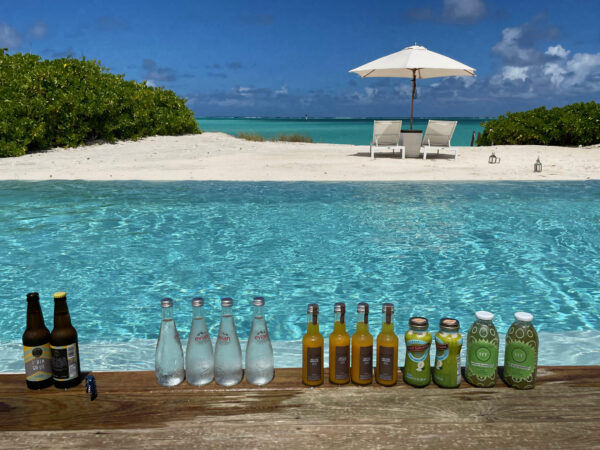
[
  {"left": 477, "top": 102, "right": 600, "bottom": 147},
  {"left": 0, "top": 50, "right": 199, "bottom": 157}
]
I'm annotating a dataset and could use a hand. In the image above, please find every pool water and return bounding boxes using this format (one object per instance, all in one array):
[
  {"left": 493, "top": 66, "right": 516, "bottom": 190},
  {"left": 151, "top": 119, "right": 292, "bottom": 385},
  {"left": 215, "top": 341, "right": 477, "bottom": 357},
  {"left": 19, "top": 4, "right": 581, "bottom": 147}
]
[{"left": 1, "top": 181, "right": 599, "bottom": 371}]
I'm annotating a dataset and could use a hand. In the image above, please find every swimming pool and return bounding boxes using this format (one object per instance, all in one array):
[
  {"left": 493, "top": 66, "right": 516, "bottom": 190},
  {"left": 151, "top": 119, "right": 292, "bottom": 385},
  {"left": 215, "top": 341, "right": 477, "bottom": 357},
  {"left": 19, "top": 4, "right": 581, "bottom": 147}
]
[{"left": 1, "top": 181, "right": 599, "bottom": 371}]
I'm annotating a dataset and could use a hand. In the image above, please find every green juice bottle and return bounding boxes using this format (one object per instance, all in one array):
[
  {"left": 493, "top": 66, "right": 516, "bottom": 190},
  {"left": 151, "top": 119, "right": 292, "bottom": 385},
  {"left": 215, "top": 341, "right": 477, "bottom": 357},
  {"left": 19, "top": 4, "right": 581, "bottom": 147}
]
[
  {"left": 465, "top": 311, "right": 499, "bottom": 387},
  {"left": 433, "top": 318, "right": 462, "bottom": 388},
  {"left": 504, "top": 312, "right": 538, "bottom": 390},
  {"left": 403, "top": 317, "right": 432, "bottom": 387}
]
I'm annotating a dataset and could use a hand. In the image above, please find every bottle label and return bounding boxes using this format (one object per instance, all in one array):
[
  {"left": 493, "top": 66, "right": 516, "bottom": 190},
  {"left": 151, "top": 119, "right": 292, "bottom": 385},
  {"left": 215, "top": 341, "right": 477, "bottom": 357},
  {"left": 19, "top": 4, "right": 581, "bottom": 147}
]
[
  {"left": 505, "top": 341, "right": 537, "bottom": 380},
  {"left": 359, "top": 346, "right": 373, "bottom": 380},
  {"left": 193, "top": 330, "right": 211, "bottom": 345},
  {"left": 306, "top": 347, "right": 322, "bottom": 381},
  {"left": 334, "top": 345, "right": 349, "bottom": 380},
  {"left": 51, "top": 343, "right": 79, "bottom": 381},
  {"left": 23, "top": 344, "right": 52, "bottom": 382},
  {"left": 217, "top": 331, "right": 232, "bottom": 345},
  {"left": 252, "top": 329, "right": 270, "bottom": 344},
  {"left": 407, "top": 339, "right": 430, "bottom": 363},
  {"left": 378, "top": 346, "right": 395, "bottom": 381},
  {"left": 467, "top": 341, "right": 498, "bottom": 378}
]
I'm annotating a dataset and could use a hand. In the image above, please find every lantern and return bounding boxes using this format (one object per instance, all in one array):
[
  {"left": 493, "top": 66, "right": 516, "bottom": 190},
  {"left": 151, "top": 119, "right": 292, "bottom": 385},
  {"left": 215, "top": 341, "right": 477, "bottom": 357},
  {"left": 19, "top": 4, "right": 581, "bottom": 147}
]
[
  {"left": 488, "top": 152, "right": 498, "bottom": 164},
  {"left": 534, "top": 157, "right": 542, "bottom": 172}
]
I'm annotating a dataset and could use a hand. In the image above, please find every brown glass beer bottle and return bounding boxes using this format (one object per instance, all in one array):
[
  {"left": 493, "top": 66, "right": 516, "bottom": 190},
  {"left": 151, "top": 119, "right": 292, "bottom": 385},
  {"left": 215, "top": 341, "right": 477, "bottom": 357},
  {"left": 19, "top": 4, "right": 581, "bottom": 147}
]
[
  {"left": 22, "top": 292, "right": 53, "bottom": 389},
  {"left": 50, "top": 292, "right": 81, "bottom": 388}
]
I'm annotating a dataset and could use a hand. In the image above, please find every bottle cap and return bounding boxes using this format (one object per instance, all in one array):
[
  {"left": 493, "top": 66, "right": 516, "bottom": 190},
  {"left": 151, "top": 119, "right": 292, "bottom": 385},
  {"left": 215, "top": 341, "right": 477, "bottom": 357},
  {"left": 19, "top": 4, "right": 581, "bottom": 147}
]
[
  {"left": 409, "top": 316, "right": 428, "bottom": 330},
  {"left": 53, "top": 291, "right": 67, "bottom": 300},
  {"left": 192, "top": 297, "right": 204, "bottom": 307},
  {"left": 253, "top": 297, "right": 265, "bottom": 306},
  {"left": 475, "top": 311, "right": 494, "bottom": 321},
  {"left": 440, "top": 318, "right": 460, "bottom": 331},
  {"left": 357, "top": 302, "right": 368, "bottom": 313},
  {"left": 26, "top": 292, "right": 39, "bottom": 301},
  {"left": 307, "top": 303, "right": 318, "bottom": 314},
  {"left": 161, "top": 298, "right": 173, "bottom": 308},
  {"left": 221, "top": 297, "right": 233, "bottom": 307},
  {"left": 334, "top": 302, "right": 345, "bottom": 313},
  {"left": 382, "top": 303, "right": 394, "bottom": 313},
  {"left": 514, "top": 312, "right": 533, "bottom": 322}
]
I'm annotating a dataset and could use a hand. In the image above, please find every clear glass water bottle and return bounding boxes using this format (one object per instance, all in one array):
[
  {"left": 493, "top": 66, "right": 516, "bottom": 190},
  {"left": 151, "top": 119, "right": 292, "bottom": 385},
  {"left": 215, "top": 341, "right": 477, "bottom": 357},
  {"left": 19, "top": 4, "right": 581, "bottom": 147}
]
[
  {"left": 185, "top": 297, "right": 214, "bottom": 386},
  {"left": 214, "top": 297, "right": 243, "bottom": 386},
  {"left": 245, "top": 297, "right": 274, "bottom": 386},
  {"left": 155, "top": 298, "right": 185, "bottom": 386}
]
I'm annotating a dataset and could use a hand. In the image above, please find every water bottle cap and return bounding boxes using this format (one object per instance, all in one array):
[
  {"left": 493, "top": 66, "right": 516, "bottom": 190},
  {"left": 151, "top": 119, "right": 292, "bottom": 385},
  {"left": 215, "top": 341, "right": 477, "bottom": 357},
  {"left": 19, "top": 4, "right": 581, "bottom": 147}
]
[
  {"left": 53, "top": 291, "right": 67, "bottom": 300},
  {"left": 409, "top": 316, "right": 429, "bottom": 330},
  {"left": 161, "top": 298, "right": 173, "bottom": 308},
  {"left": 382, "top": 303, "right": 394, "bottom": 313},
  {"left": 221, "top": 297, "right": 233, "bottom": 307},
  {"left": 514, "top": 312, "right": 533, "bottom": 322},
  {"left": 192, "top": 297, "right": 204, "bottom": 307},
  {"left": 475, "top": 311, "right": 494, "bottom": 321},
  {"left": 440, "top": 317, "right": 460, "bottom": 331},
  {"left": 357, "top": 302, "right": 368, "bottom": 313},
  {"left": 334, "top": 302, "right": 345, "bottom": 313},
  {"left": 253, "top": 297, "right": 265, "bottom": 306},
  {"left": 26, "top": 292, "right": 39, "bottom": 301}
]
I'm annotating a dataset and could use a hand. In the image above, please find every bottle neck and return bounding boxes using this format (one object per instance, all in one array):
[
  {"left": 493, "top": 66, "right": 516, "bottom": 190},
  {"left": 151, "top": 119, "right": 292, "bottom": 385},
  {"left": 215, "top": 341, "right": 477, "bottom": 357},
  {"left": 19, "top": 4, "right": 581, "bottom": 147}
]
[
  {"left": 307, "top": 312, "right": 319, "bottom": 334},
  {"left": 381, "top": 322, "right": 394, "bottom": 333},
  {"left": 253, "top": 305, "right": 264, "bottom": 319},
  {"left": 192, "top": 305, "right": 205, "bottom": 319},
  {"left": 161, "top": 306, "right": 174, "bottom": 321},
  {"left": 356, "top": 312, "right": 368, "bottom": 333},
  {"left": 53, "top": 298, "right": 72, "bottom": 327},
  {"left": 26, "top": 298, "right": 46, "bottom": 329},
  {"left": 409, "top": 325, "right": 428, "bottom": 333},
  {"left": 221, "top": 305, "right": 233, "bottom": 317}
]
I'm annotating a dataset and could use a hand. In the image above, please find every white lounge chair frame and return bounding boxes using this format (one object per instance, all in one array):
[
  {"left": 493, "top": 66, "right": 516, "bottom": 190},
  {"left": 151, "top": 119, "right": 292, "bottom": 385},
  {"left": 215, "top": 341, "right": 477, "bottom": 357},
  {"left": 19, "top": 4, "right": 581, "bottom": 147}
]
[
  {"left": 422, "top": 120, "right": 458, "bottom": 160},
  {"left": 369, "top": 120, "right": 405, "bottom": 160}
]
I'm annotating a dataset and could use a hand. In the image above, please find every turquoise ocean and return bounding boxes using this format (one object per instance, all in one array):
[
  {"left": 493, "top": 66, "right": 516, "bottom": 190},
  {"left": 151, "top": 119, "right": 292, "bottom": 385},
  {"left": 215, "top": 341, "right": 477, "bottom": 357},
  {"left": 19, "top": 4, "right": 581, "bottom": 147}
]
[{"left": 197, "top": 117, "right": 488, "bottom": 146}]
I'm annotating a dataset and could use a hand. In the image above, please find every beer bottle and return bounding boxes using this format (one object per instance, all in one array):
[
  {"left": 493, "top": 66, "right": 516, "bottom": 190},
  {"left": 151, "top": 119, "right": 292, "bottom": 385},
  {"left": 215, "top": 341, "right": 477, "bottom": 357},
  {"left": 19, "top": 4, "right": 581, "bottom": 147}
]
[
  {"left": 22, "top": 292, "right": 53, "bottom": 389},
  {"left": 50, "top": 292, "right": 81, "bottom": 388}
]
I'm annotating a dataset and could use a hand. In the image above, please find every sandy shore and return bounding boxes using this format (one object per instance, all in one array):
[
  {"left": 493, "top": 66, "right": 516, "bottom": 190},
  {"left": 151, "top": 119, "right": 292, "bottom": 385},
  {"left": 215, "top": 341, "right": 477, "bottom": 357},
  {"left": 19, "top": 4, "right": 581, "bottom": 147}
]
[{"left": 1, "top": 132, "right": 599, "bottom": 181}]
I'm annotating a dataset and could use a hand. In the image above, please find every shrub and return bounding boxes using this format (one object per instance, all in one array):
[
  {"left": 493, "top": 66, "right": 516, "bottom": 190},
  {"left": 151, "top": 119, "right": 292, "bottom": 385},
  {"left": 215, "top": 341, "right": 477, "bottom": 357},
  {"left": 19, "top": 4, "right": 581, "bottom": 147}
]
[
  {"left": 237, "top": 132, "right": 264, "bottom": 141},
  {"left": 477, "top": 102, "right": 600, "bottom": 147},
  {"left": 0, "top": 50, "right": 200, "bottom": 157},
  {"left": 273, "top": 134, "right": 313, "bottom": 143}
]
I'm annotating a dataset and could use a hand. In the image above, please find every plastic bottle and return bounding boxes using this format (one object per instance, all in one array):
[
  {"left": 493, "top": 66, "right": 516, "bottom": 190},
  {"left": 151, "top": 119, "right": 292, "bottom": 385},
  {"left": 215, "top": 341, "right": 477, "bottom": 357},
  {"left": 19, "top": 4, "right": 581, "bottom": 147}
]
[
  {"left": 351, "top": 302, "right": 373, "bottom": 385},
  {"left": 185, "top": 297, "right": 214, "bottom": 386},
  {"left": 22, "top": 292, "right": 53, "bottom": 390},
  {"left": 328, "top": 302, "right": 350, "bottom": 385},
  {"left": 302, "top": 303, "right": 324, "bottom": 386},
  {"left": 214, "top": 297, "right": 243, "bottom": 386},
  {"left": 403, "top": 317, "right": 432, "bottom": 387},
  {"left": 155, "top": 297, "right": 185, "bottom": 386},
  {"left": 375, "top": 303, "right": 398, "bottom": 386},
  {"left": 433, "top": 318, "right": 463, "bottom": 388},
  {"left": 245, "top": 297, "right": 274, "bottom": 386},
  {"left": 465, "top": 311, "right": 499, "bottom": 387},
  {"left": 504, "top": 312, "right": 538, "bottom": 389}
]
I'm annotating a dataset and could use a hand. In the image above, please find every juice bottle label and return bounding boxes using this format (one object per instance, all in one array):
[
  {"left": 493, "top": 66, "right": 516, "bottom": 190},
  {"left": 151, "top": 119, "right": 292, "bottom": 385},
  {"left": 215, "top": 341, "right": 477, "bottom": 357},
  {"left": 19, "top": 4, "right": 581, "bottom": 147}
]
[
  {"left": 359, "top": 346, "right": 373, "bottom": 380},
  {"left": 378, "top": 346, "right": 394, "bottom": 381},
  {"left": 467, "top": 341, "right": 498, "bottom": 379},
  {"left": 50, "top": 343, "right": 79, "bottom": 381},
  {"left": 407, "top": 339, "right": 430, "bottom": 363},
  {"left": 434, "top": 334, "right": 462, "bottom": 387},
  {"left": 335, "top": 345, "right": 349, "bottom": 379},
  {"left": 306, "top": 347, "right": 322, "bottom": 381},
  {"left": 505, "top": 341, "right": 537, "bottom": 380},
  {"left": 23, "top": 344, "right": 52, "bottom": 382}
]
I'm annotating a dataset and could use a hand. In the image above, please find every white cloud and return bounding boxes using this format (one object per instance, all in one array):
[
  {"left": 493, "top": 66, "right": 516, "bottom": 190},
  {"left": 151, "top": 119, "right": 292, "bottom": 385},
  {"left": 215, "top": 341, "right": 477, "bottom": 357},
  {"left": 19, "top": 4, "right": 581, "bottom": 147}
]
[
  {"left": 443, "top": 0, "right": 486, "bottom": 23},
  {"left": 502, "top": 66, "right": 529, "bottom": 81},
  {"left": 492, "top": 26, "right": 537, "bottom": 66},
  {"left": 0, "top": 22, "right": 22, "bottom": 49},
  {"left": 275, "top": 85, "right": 288, "bottom": 96},
  {"left": 29, "top": 21, "right": 47, "bottom": 39},
  {"left": 543, "top": 63, "right": 567, "bottom": 87},
  {"left": 545, "top": 44, "right": 570, "bottom": 59}
]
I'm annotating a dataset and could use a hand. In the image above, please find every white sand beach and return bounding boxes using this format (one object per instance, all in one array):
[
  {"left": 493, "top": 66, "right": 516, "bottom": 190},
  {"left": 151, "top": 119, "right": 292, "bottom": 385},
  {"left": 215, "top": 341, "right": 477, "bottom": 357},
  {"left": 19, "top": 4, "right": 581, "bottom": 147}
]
[{"left": 1, "top": 132, "right": 599, "bottom": 181}]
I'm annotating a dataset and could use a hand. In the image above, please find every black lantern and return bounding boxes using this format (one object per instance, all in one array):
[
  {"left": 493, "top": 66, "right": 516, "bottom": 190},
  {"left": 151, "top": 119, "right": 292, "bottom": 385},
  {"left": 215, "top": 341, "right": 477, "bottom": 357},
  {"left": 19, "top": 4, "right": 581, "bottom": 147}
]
[
  {"left": 488, "top": 152, "right": 498, "bottom": 164},
  {"left": 534, "top": 156, "right": 542, "bottom": 172}
]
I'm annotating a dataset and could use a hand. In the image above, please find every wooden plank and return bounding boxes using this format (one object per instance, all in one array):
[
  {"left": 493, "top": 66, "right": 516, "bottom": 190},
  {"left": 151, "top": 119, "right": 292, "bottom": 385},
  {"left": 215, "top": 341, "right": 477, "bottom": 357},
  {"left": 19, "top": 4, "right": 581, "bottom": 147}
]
[{"left": 0, "top": 367, "right": 599, "bottom": 449}]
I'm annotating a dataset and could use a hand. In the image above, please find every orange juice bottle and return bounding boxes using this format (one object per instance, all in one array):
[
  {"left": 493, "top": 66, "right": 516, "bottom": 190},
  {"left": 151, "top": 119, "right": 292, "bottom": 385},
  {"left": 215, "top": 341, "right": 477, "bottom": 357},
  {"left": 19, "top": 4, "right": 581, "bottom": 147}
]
[
  {"left": 329, "top": 302, "right": 350, "bottom": 385},
  {"left": 302, "top": 303, "right": 324, "bottom": 386},
  {"left": 375, "top": 303, "right": 398, "bottom": 386},
  {"left": 351, "top": 302, "right": 373, "bottom": 385}
]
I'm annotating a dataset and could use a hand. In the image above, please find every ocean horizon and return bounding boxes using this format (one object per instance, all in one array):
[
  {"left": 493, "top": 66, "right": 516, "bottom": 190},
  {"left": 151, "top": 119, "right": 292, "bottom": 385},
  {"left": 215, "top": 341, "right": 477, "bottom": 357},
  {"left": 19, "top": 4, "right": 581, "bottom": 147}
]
[{"left": 197, "top": 116, "right": 490, "bottom": 147}]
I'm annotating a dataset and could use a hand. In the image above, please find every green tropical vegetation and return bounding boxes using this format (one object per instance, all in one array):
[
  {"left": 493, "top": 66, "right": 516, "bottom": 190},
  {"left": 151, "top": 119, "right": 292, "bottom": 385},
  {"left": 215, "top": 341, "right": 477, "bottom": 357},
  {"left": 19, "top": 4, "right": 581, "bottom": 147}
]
[
  {"left": 477, "top": 101, "right": 600, "bottom": 147},
  {"left": 0, "top": 50, "right": 199, "bottom": 157},
  {"left": 237, "top": 132, "right": 264, "bottom": 141},
  {"left": 237, "top": 132, "right": 313, "bottom": 143}
]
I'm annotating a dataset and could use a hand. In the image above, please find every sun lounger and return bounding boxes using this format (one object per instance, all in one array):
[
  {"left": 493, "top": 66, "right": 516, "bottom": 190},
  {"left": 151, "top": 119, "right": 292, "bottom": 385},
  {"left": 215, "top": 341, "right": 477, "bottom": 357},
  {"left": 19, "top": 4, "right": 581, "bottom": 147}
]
[
  {"left": 421, "top": 120, "right": 458, "bottom": 160},
  {"left": 370, "top": 120, "right": 405, "bottom": 160}
]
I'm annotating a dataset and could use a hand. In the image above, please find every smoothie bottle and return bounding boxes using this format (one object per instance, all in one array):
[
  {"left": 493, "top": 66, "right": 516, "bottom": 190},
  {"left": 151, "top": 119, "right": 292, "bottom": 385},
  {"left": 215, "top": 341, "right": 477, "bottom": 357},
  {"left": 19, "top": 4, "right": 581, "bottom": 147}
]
[
  {"left": 328, "top": 302, "right": 350, "bottom": 385},
  {"left": 375, "top": 303, "right": 398, "bottom": 386},
  {"left": 351, "top": 302, "right": 373, "bottom": 385},
  {"left": 302, "top": 303, "right": 324, "bottom": 386},
  {"left": 433, "top": 318, "right": 463, "bottom": 388},
  {"left": 403, "top": 317, "right": 432, "bottom": 387},
  {"left": 465, "top": 311, "right": 499, "bottom": 387},
  {"left": 504, "top": 312, "right": 538, "bottom": 390}
]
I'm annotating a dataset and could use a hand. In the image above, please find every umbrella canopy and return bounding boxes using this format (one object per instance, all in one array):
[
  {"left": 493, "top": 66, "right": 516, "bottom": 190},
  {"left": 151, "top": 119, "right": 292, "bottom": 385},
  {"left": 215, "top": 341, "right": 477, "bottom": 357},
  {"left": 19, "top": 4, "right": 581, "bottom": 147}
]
[{"left": 349, "top": 45, "right": 476, "bottom": 129}]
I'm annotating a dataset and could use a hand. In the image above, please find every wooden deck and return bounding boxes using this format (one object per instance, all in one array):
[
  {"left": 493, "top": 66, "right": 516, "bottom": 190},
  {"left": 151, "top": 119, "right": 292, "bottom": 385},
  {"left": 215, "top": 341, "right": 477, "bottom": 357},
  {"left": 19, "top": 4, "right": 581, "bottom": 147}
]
[{"left": 1, "top": 366, "right": 599, "bottom": 449}]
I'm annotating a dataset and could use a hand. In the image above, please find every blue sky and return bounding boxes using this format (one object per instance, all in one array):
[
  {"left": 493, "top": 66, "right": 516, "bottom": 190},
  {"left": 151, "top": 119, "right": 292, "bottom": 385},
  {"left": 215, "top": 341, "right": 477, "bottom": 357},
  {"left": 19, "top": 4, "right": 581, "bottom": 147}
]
[{"left": 1, "top": 0, "right": 599, "bottom": 118}]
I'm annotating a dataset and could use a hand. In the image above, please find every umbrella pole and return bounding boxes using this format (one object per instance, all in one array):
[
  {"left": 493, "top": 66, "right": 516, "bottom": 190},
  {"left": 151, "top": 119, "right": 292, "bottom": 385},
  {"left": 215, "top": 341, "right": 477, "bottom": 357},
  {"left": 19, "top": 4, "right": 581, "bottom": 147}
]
[{"left": 410, "top": 69, "right": 416, "bottom": 130}]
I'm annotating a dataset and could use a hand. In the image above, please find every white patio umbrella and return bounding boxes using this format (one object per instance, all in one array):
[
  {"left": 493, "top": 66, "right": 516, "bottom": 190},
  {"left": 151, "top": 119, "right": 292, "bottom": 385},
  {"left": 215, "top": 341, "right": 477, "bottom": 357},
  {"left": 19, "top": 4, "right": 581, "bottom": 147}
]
[{"left": 349, "top": 45, "right": 476, "bottom": 129}]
